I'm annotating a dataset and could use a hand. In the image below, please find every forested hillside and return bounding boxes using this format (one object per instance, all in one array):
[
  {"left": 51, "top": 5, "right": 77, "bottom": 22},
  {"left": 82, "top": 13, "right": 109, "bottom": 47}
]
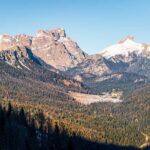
[
  {"left": 0, "top": 90, "right": 149, "bottom": 149},
  {"left": 0, "top": 100, "right": 145, "bottom": 150},
  {"left": 0, "top": 29, "right": 150, "bottom": 150}
]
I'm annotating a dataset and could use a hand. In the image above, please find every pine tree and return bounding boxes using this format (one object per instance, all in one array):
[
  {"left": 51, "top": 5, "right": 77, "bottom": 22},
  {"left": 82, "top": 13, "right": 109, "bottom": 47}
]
[
  {"left": 19, "top": 107, "right": 27, "bottom": 126},
  {"left": 67, "top": 138, "right": 74, "bottom": 150},
  {"left": 54, "top": 122, "right": 60, "bottom": 135},
  {"left": 6, "top": 102, "right": 12, "bottom": 118}
]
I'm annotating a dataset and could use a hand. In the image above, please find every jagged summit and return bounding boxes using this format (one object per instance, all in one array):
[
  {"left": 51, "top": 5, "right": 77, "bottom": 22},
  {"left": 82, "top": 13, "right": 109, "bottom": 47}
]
[
  {"left": 0, "top": 28, "right": 87, "bottom": 70},
  {"left": 0, "top": 34, "right": 32, "bottom": 50},
  {"left": 36, "top": 28, "right": 66, "bottom": 39},
  {"left": 32, "top": 28, "right": 87, "bottom": 70}
]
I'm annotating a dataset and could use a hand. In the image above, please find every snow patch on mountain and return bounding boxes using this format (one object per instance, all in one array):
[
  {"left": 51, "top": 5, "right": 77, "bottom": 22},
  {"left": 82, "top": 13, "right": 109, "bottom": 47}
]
[{"left": 98, "top": 36, "right": 150, "bottom": 58}]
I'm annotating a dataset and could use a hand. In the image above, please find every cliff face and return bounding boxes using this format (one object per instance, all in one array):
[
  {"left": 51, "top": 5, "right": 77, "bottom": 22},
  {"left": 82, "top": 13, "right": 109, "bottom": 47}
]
[
  {"left": 31, "top": 28, "right": 87, "bottom": 70},
  {"left": 0, "top": 28, "right": 87, "bottom": 70}
]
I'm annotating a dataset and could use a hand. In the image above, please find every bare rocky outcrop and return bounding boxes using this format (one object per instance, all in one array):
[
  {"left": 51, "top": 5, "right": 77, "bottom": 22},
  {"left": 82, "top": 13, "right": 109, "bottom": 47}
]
[
  {"left": 0, "top": 28, "right": 87, "bottom": 70},
  {"left": 66, "top": 54, "right": 112, "bottom": 78},
  {"left": 0, "top": 34, "right": 32, "bottom": 50},
  {"left": 31, "top": 28, "right": 87, "bottom": 70}
]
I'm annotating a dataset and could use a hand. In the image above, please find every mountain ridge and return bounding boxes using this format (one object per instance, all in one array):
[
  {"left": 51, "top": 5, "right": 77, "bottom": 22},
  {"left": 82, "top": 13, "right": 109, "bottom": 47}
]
[
  {"left": 0, "top": 28, "right": 87, "bottom": 71},
  {"left": 1, "top": 30, "right": 150, "bottom": 96}
]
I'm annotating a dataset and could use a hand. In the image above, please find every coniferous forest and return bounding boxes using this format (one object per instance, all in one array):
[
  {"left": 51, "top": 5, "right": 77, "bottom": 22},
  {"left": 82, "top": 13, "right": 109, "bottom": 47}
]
[
  {"left": 0, "top": 101, "right": 146, "bottom": 150},
  {"left": 0, "top": 58, "right": 149, "bottom": 150}
]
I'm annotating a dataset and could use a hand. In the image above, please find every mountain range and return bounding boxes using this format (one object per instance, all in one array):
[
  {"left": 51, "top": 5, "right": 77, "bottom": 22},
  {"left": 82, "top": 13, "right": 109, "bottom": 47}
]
[
  {"left": 0, "top": 28, "right": 87, "bottom": 71},
  {"left": 1, "top": 29, "right": 150, "bottom": 99},
  {"left": 0, "top": 28, "right": 150, "bottom": 149}
]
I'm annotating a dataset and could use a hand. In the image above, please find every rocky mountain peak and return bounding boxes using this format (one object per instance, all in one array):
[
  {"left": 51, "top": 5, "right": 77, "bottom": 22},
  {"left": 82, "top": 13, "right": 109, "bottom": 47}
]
[
  {"left": 0, "top": 28, "right": 87, "bottom": 71},
  {"left": 15, "top": 34, "right": 32, "bottom": 47},
  {"left": 98, "top": 36, "right": 148, "bottom": 58},
  {"left": 0, "top": 34, "right": 15, "bottom": 49},
  {"left": 118, "top": 35, "right": 134, "bottom": 44},
  {"left": 36, "top": 28, "right": 66, "bottom": 40},
  {"left": 51, "top": 28, "right": 66, "bottom": 37},
  {"left": 0, "top": 34, "right": 32, "bottom": 50},
  {"left": 32, "top": 28, "right": 87, "bottom": 70}
]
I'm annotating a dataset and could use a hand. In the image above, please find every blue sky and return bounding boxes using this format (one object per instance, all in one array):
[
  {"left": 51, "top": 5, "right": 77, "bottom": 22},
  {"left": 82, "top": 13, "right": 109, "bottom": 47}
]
[{"left": 0, "top": 0, "right": 150, "bottom": 54}]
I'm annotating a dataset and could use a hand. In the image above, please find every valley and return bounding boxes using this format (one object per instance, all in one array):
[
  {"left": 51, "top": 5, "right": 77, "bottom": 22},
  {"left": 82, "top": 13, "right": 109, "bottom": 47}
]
[{"left": 0, "top": 29, "right": 149, "bottom": 149}]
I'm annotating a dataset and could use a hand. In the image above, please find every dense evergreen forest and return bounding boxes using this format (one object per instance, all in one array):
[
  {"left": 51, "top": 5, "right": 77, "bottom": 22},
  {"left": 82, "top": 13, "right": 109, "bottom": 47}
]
[{"left": 0, "top": 101, "right": 147, "bottom": 150}]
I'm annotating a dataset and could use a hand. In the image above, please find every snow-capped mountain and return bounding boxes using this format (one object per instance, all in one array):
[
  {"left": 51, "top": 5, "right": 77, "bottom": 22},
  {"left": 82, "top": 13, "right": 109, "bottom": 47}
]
[
  {"left": 99, "top": 36, "right": 150, "bottom": 58},
  {"left": 66, "top": 36, "right": 150, "bottom": 93}
]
